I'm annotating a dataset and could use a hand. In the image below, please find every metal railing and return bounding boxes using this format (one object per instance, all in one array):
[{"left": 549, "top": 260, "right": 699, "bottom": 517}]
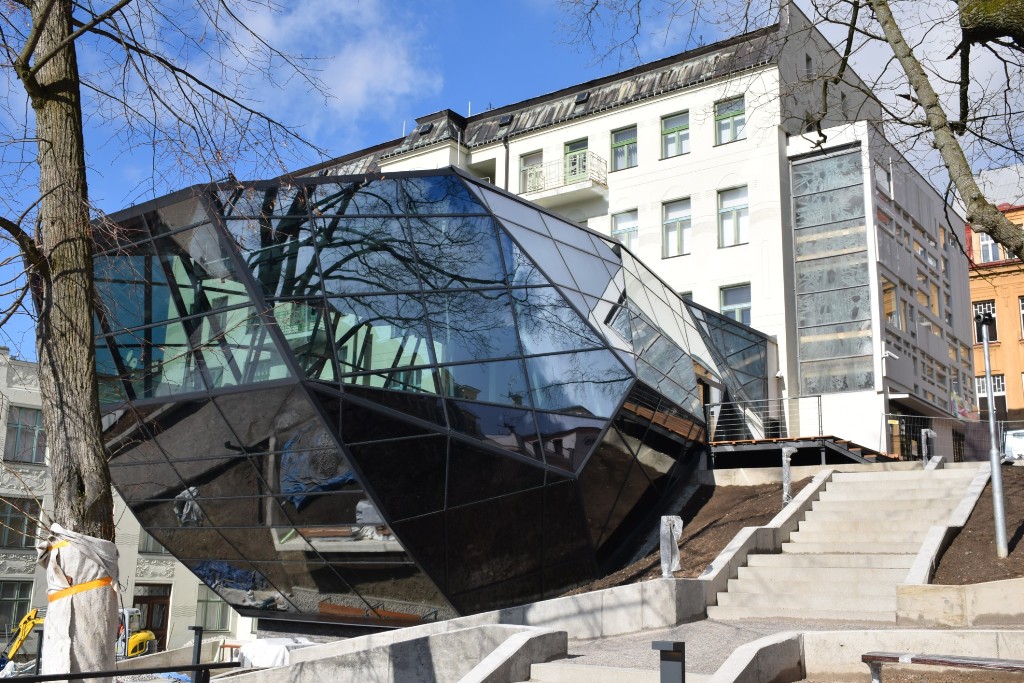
[
  {"left": 883, "top": 414, "right": 1024, "bottom": 463},
  {"left": 705, "top": 396, "right": 823, "bottom": 443},
  {"left": 520, "top": 151, "right": 608, "bottom": 194}
]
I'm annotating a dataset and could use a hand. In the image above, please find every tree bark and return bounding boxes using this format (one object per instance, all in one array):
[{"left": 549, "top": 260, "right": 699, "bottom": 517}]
[
  {"left": 29, "top": 0, "right": 114, "bottom": 542},
  {"left": 867, "top": 0, "right": 1024, "bottom": 259}
]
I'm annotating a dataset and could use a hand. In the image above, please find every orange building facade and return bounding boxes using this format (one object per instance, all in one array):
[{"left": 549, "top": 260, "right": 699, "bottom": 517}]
[{"left": 968, "top": 202, "right": 1024, "bottom": 421}]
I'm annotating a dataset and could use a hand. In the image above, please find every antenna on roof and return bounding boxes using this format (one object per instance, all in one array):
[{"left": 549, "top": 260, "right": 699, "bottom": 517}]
[
  {"left": 468, "top": 101, "right": 472, "bottom": 117},
  {"left": 402, "top": 121, "right": 406, "bottom": 137}
]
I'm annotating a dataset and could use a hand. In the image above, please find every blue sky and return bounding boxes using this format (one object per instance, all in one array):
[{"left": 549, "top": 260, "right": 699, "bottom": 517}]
[{"left": 1, "top": 0, "right": 707, "bottom": 359}]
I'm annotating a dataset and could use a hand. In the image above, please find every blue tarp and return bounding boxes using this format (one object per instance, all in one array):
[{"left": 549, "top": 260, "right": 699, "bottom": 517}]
[
  {"left": 280, "top": 427, "right": 357, "bottom": 510},
  {"left": 192, "top": 560, "right": 267, "bottom": 591}
]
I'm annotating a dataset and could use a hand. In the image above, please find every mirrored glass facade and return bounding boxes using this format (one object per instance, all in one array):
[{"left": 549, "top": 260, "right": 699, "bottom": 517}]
[{"left": 96, "top": 168, "right": 769, "bottom": 625}]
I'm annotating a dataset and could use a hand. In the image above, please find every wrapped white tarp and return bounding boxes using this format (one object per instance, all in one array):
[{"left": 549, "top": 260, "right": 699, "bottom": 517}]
[
  {"left": 36, "top": 524, "right": 119, "bottom": 682},
  {"left": 659, "top": 515, "right": 684, "bottom": 578}
]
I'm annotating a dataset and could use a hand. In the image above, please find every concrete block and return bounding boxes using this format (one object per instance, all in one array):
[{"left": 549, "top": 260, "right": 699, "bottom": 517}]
[
  {"left": 706, "top": 631, "right": 803, "bottom": 683},
  {"left": 460, "top": 628, "right": 567, "bottom": 683},
  {"left": 528, "top": 662, "right": 662, "bottom": 683},
  {"left": 521, "top": 592, "right": 603, "bottom": 639},
  {"left": 896, "top": 583, "right": 967, "bottom": 627},
  {"left": 640, "top": 578, "right": 685, "bottom": 628},
  {"left": 948, "top": 463, "right": 991, "bottom": 527},
  {"left": 600, "top": 582, "right": 643, "bottom": 636},
  {"left": 967, "top": 578, "right": 1024, "bottom": 627}
]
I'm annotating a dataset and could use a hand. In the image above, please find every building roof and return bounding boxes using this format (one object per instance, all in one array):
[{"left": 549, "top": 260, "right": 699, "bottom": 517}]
[
  {"left": 977, "top": 164, "right": 1024, "bottom": 208},
  {"left": 301, "top": 23, "right": 784, "bottom": 177}
]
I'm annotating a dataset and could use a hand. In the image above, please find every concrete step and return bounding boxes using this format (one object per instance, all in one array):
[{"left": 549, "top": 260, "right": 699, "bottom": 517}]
[
  {"left": 831, "top": 469, "right": 976, "bottom": 482},
  {"left": 736, "top": 565, "right": 909, "bottom": 583},
  {"left": 524, "top": 662, "right": 710, "bottom": 683},
  {"left": 787, "top": 529, "right": 928, "bottom": 545},
  {"left": 797, "top": 518, "right": 936, "bottom": 533},
  {"left": 811, "top": 498, "right": 956, "bottom": 512},
  {"left": 823, "top": 480, "right": 970, "bottom": 494},
  {"left": 707, "top": 604, "right": 896, "bottom": 622},
  {"left": 781, "top": 541, "right": 922, "bottom": 554},
  {"left": 817, "top": 488, "right": 961, "bottom": 502},
  {"left": 726, "top": 576, "right": 898, "bottom": 597},
  {"left": 801, "top": 510, "right": 948, "bottom": 526},
  {"left": 715, "top": 591, "right": 896, "bottom": 612},
  {"left": 746, "top": 552, "right": 915, "bottom": 569}
]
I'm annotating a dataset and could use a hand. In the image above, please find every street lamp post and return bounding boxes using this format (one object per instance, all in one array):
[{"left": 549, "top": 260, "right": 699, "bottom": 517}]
[{"left": 976, "top": 312, "right": 1009, "bottom": 558}]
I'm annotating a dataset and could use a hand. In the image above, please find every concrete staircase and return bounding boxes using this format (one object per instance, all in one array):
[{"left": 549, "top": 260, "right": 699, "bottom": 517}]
[
  {"left": 522, "top": 662, "right": 710, "bottom": 683},
  {"left": 706, "top": 468, "right": 978, "bottom": 622}
]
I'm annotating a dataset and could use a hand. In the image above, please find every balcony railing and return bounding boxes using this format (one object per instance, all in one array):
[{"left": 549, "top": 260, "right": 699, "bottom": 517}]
[
  {"left": 705, "top": 396, "right": 823, "bottom": 443},
  {"left": 520, "top": 150, "right": 608, "bottom": 195}
]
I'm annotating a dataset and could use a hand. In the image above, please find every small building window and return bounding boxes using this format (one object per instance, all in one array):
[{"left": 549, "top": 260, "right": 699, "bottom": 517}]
[
  {"left": 0, "top": 582, "right": 33, "bottom": 637},
  {"left": 520, "top": 151, "right": 544, "bottom": 192},
  {"left": 715, "top": 97, "right": 746, "bottom": 144},
  {"left": 196, "top": 585, "right": 231, "bottom": 631},
  {"left": 0, "top": 498, "right": 39, "bottom": 549},
  {"left": 138, "top": 531, "right": 171, "bottom": 555},
  {"left": 611, "top": 126, "right": 637, "bottom": 171},
  {"left": 612, "top": 210, "right": 638, "bottom": 251},
  {"left": 661, "top": 112, "right": 689, "bottom": 158},
  {"left": 3, "top": 407, "right": 46, "bottom": 464},
  {"left": 718, "top": 186, "right": 749, "bottom": 247},
  {"left": 662, "top": 198, "right": 691, "bottom": 258},
  {"left": 721, "top": 284, "right": 751, "bottom": 325},
  {"left": 975, "top": 373, "right": 1005, "bottom": 397},
  {"left": 979, "top": 233, "right": 1001, "bottom": 263},
  {"left": 973, "top": 300, "right": 997, "bottom": 342}
]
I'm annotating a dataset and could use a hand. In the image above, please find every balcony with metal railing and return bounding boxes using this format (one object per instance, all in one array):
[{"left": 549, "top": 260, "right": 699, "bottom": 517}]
[{"left": 519, "top": 150, "right": 609, "bottom": 209}]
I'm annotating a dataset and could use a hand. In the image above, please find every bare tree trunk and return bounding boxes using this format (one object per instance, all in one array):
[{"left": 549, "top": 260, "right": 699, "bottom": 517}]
[
  {"left": 29, "top": 0, "right": 114, "bottom": 540},
  {"left": 867, "top": 0, "right": 1024, "bottom": 259}
]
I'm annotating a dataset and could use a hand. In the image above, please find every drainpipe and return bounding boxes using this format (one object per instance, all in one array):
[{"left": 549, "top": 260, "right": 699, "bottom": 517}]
[{"left": 503, "top": 134, "right": 510, "bottom": 191}]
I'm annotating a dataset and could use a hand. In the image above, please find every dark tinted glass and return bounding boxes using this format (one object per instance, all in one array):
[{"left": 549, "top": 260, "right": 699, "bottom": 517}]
[
  {"left": 426, "top": 290, "right": 520, "bottom": 363},
  {"left": 445, "top": 438, "right": 545, "bottom": 507},
  {"left": 438, "top": 359, "right": 530, "bottom": 406},
  {"left": 309, "top": 179, "right": 402, "bottom": 216},
  {"left": 525, "top": 350, "right": 632, "bottom": 417},
  {"left": 402, "top": 175, "right": 486, "bottom": 214},
  {"left": 408, "top": 216, "right": 507, "bottom": 289},
  {"left": 317, "top": 217, "right": 420, "bottom": 295},
  {"left": 447, "top": 400, "right": 541, "bottom": 459},
  {"left": 512, "top": 288, "right": 603, "bottom": 356},
  {"left": 345, "top": 435, "right": 446, "bottom": 522}
]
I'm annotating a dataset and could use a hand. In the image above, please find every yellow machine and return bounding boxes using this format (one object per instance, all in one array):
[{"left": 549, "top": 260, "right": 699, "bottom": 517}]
[{"left": 0, "top": 606, "right": 156, "bottom": 669}]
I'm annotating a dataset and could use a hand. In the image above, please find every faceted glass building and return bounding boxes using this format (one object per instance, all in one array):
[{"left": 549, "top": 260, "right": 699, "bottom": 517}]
[{"left": 96, "top": 168, "right": 768, "bottom": 626}]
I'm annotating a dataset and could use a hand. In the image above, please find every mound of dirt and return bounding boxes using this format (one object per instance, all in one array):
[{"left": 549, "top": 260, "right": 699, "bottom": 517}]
[{"left": 564, "top": 478, "right": 811, "bottom": 595}]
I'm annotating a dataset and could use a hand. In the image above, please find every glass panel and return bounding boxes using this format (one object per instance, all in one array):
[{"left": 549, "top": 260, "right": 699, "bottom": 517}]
[
  {"left": 793, "top": 219, "right": 867, "bottom": 259},
  {"left": 341, "top": 387, "right": 449, "bottom": 432},
  {"left": 793, "top": 185, "right": 865, "bottom": 228},
  {"left": 797, "top": 286, "right": 872, "bottom": 327},
  {"left": 525, "top": 350, "right": 632, "bottom": 417},
  {"left": 446, "top": 438, "right": 545, "bottom": 507},
  {"left": 101, "top": 322, "right": 202, "bottom": 400},
  {"left": 402, "top": 175, "right": 487, "bottom": 214},
  {"left": 795, "top": 252, "right": 870, "bottom": 293},
  {"left": 231, "top": 219, "right": 321, "bottom": 299},
  {"left": 498, "top": 221, "right": 575, "bottom": 290},
  {"left": 326, "top": 295, "right": 434, "bottom": 388},
  {"left": 316, "top": 217, "right": 420, "bottom": 295},
  {"left": 425, "top": 290, "right": 521, "bottom": 363},
  {"left": 268, "top": 299, "right": 337, "bottom": 380},
  {"left": 536, "top": 412, "right": 605, "bottom": 472},
  {"left": 95, "top": 252, "right": 172, "bottom": 332},
  {"left": 792, "top": 152, "right": 863, "bottom": 195},
  {"left": 498, "top": 231, "right": 547, "bottom": 288},
  {"left": 309, "top": 179, "right": 402, "bottom": 216},
  {"left": 539, "top": 214, "right": 599, "bottom": 254},
  {"left": 408, "top": 216, "right": 507, "bottom": 290},
  {"left": 560, "top": 243, "right": 615, "bottom": 300},
  {"left": 800, "top": 357, "right": 874, "bottom": 394},
  {"left": 195, "top": 307, "right": 292, "bottom": 387},
  {"left": 345, "top": 435, "right": 446, "bottom": 522},
  {"left": 479, "top": 188, "right": 549, "bottom": 233},
  {"left": 511, "top": 287, "right": 603, "bottom": 356},
  {"left": 151, "top": 530, "right": 244, "bottom": 561},
  {"left": 438, "top": 359, "right": 530, "bottom": 407},
  {"left": 447, "top": 400, "right": 542, "bottom": 459},
  {"left": 798, "top": 320, "right": 873, "bottom": 361}
]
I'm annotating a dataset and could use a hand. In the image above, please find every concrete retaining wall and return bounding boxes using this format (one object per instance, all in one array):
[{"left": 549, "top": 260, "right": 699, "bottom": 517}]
[
  {"left": 706, "top": 632, "right": 803, "bottom": 683},
  {"left": 897, "top": 578, "right": 1024, "bottom": 627},
  {"left": 802, "top": 629, "right": 1024, "bottom": 678},
  {"left": 227, "top": 624, "right": 565, "bottom": 683}
]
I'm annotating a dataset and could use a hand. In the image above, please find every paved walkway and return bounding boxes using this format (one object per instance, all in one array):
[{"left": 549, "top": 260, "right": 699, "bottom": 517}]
[{"left": 565, "top": 617, "right": 905, "bottom": 675}]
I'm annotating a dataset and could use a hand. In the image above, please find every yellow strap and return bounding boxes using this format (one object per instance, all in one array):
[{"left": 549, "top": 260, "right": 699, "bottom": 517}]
[
  {"left": 50, "top": 541, "right": 69, "bottom": 550},
  {"left": 48, "top": 576, "right": 113, "bottom": 603}
]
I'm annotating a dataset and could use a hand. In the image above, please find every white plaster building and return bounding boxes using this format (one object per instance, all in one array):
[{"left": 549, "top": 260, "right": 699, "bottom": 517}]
[
  {"left": 303, "top": 3, "right": 973, "bottom": 453},
  {"left": 0, "top": 348, "right": 254, "bottom": 657}
]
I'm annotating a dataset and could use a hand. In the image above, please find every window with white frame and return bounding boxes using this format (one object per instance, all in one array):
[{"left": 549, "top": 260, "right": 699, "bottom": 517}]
[
  {"left": 661, "top": 112, "right": 689, "bottom": 158},
  {"left": 0, "top": 499, "right": 38, "bottom": 549},
  {"left": 662, "top": 199, "right": 691, "bottom": 258},
  {"left": 0, "top": 581, "right": 32, "bottom": 636},
  {"left": 612, "top": 210, "right": 638, "bottom": 251},
  {"left": 979, "top": 233, "right": 1001, "bottom": 263},
  {"left": 196, "top": 585, "right": 231, "bottom": 631},
  {"left": 611, "top": 126, "right": 637, "bottom": 171},
  {"left": 973, "top": 300, "right": 997, "bottom": 342},
  {"left": 720, "top": 284, "right": 751, "bottom": 325},
  {"left": 715, "top": 97, "right": 745, "bottom": 144},
  {"left": 138, "top": 530, "right": 171, "bottom": 555},
  {"left": 520, "top": 151, "right": 543, "bottom": 192},
  {"left": 3, "top": 407, "right": 46, "bottom": 464},
  {"left": 975, "top": 373, "right": 1005, "bottom": 397},
  {"left": 718, "top": 186, "right": 749, "bottom": 247}
]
